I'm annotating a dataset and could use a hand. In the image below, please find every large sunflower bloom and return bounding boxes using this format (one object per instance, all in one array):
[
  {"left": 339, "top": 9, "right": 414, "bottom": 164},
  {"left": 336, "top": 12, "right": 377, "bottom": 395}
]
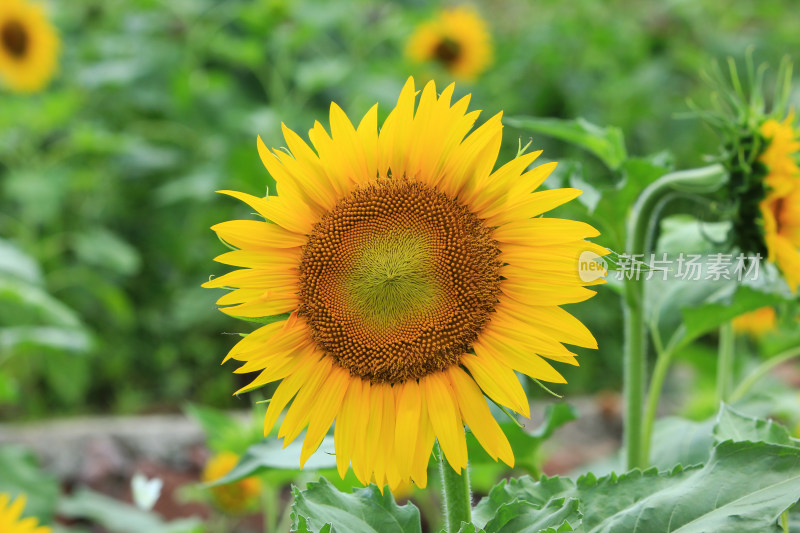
[
  {"left": 205, "top": 78, "right": 604, "bottom": 491},
  {"left": 406, "top": 7, "right": 492, "bottom": 81},
  {"left": 0, "top": 0, "right": 58, "bottom": 92},
  {"left": 0, "top": 493, "right": 50, "bottom": 533},
  {"left": 759, "top": 115, "right": 800, "bottom": 291}
]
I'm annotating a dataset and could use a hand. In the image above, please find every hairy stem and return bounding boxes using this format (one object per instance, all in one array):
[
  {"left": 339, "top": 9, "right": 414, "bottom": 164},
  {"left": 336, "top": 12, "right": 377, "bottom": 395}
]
[
  {"left": 438, "top": 443, "right": 471, "bottom": 532},
  {"left": 716, "top": 322, "right": 736, "bottom": 404}
]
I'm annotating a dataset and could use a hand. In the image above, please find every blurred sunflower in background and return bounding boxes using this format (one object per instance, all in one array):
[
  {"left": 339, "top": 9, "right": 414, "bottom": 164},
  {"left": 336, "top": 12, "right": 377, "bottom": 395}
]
[
  {"left": 0, "top": 0, "right": 58, "bottom": 92},
  {"left": 406, "top": 6, "right": 492, "bottom": 81},
  {"left": 0, "top": 493, "right": 50, "bottom": 533},
  {"left": 202, "top": 451, "right": 262, "bottom": 514},
  {"left": 205, "top": 77, "right": 604, "bottom": 491},
  {"left": 758, "top": 115, "right": 800, "bottom": 291},
  {"left": 731, "top": 306, "right": 777, "bottom": 337}
]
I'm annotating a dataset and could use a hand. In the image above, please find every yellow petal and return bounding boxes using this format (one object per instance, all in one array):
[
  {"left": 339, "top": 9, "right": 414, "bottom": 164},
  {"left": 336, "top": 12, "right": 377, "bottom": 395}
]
[
  {"left": 217, "top": 190, "right": 313, "bottom": 235},
  {"left": 203, "top": 267, "right": 298, "bottom": 290},
  {"left": 211, "top": 220, "right": 307, "bottom": 249},
  {"left": 496, "top": 301, "right": 598, "bottom": 349},
  {"left": 461, "top": 353, "right": 530, "bottom": 417},
  {"left": 373, "top": 384, "right": 396, "bottom": 491},
  {"left": 411, "top": 408, "right": 435, "bottom": 488},
  {"left": 279, "top": 356, "right": 333, "bottom": 445},
  {"left": 335, "top": 377, "right": 363, "bottom": 479},
  {"left": 212, "top": 248, "right": 300, "bottom": 269},
  {"left": 394, "top": 380, "right": 421, "bottom": 477},
  {"left": 263, "top": 351, "right": 321, "bottom": 435},
  {"left": 219, "top": 294, "right": 298, "bottom": 318},
  {"left": 422, "top": 373, "right": 467, "bottom": 473},
  {"left": 448, "top": 366, "right": 514, "bottom": 466},
  {"left": 357, "top": 104, "right": 379, "bottom": 183},
  {"left": 493, "top": 218, "right": 600, "bottom": 246},
  {"left": 301, "top": 365, "right": 350, "bottom": 467},
  {"left": 351, "top": 381, "right": 373, "bottom": 485},
  {"left": 484, "top": 188, "right": 583, "bottom": 226},
  {"left": 475, "top": 336, "right": 566, "bottom": 384}
]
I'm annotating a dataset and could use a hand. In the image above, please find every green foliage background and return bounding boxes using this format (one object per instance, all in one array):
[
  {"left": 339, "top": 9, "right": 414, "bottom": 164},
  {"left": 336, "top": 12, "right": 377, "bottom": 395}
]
[{"left": 1, "top": 0, "right": 799, "bottom": 419}]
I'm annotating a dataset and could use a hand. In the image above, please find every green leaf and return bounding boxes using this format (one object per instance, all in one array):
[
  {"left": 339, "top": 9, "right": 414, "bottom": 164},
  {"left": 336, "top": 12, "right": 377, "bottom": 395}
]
[
  {"left": 0, "top": 278, "right": 84, "bottom": 328},
  {"left": 473, "top": 476, "right": 575, "bottom": 528},
  {"left": 680, "top": 286, "right": 785, "bottom": 346},
  {"left": 476, "top": 440, "right": 800, "bottom": 532},
  {"left": 58, "top": 488, "right": 202, "bottom": 533},
  {"left": 72, "top": 228, "right": 142, "bottom": 277},
  {"left": 505, "top": 117, "right": 627, "bottom": 170},
  {"left": 290, "top": 478, "right": 422, "bottom": 533},
  {"left": 579, "top": 440, "right": 800, "bottom": 532},
  {"left": 208, "top": 435, "right": 337, "bottom": 486},
  {"left": 483, "top": 497, "right": 581, "bottom": 533},
  {"left": 0, "top": 446, "right": 60, "bottom": 523},
  {"left": 0, "top": 239, "right": 43, "bottom": 285},
  {"left": 457, "top": 524, "right": 486, "bottom": 533},
  {"left": 0, "top": 326, "right": 92, "bottom": 353},
  {"left": 529, "top": 404, "right": 579, "bottom": 440},
  {"left": 648, "top": 417, "right": 715, "bottom": 470},
  {"left": 713, "top": 404, "right": 799, "bottom": 447}
]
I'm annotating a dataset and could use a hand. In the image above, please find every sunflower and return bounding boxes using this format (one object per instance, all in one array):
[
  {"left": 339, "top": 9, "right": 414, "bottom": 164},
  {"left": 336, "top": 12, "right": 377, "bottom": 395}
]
[
  {"left": 205, "top": 78, "right": 604, "bottom": 491},
  {"left": 202, "top": 451, "right": 262, "bottom": 514},
  {"left": 406, "top": 6, "right": 492, "bottom": 81},
  {"left": 731, "top": 306, "right": 777, "bottom": 337},
  {"left": 758, "top": 115, "right": 800, "bottom": 291},
  {"left": 0, "top": 493, "right": 50, "bottom": 533},
  {"left": 0, "top": 0, "right": 58, "bottom": 93}
]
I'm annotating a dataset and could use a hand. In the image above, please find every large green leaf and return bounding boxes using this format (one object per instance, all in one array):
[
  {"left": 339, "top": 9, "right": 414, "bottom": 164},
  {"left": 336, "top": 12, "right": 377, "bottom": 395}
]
[
  {"left": 505, "top": 117, "right": 627, "bottom": 170},
  {"left": 291, "top": 478, "right": 422, "bottom": 533},
  {"left": 713, "top": 404, "right": 799, "bottom": 447},
  {"left": 647, "top": 417, "right": 715, "bottom": 470},
  {"left": 579, "top": 440, "right": 800, "bottom": 532},
  {"left": 475, "top": 440, "right": 800, "bottom": 533},
  {"left": 483, "top": 497, "right": 581, "bottom": 533},
  {"left": 473, "top": 476, "right": 575, "bottom": 528}
]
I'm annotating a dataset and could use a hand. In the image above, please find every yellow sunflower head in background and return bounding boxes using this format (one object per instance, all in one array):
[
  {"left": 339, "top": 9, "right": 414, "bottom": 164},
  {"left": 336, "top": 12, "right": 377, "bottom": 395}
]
[
  {"left": 202, "top": 451, "right": 262, "bottom": 514},
  {"left": 205, "top": 77, "right": 604, "bottom": 491},
  {"left": 406, "top": 6, "right": 492, "bottom": 81},
  {"left": 731, "top": 306, "right": 777, "bottom": 337},
  {"left": 0, "top": 0, "right": 58, "bottom": 93},
  {"left": 0, "top": 493, "right": 50, "bottom": 533},
  {"left": 758, "top": 114, "right": 800, "bottom": 291}
]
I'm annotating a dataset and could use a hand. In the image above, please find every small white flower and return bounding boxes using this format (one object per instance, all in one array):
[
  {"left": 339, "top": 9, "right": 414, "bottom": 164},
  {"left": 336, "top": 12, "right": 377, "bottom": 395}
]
[{"left": 131, "top": 472, "right": 163, "bottom": 511}]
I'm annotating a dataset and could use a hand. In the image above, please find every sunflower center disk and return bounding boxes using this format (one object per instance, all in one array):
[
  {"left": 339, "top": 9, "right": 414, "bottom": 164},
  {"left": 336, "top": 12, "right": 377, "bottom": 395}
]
[
  {"left": 1, "top": 20, "right": 28, "bottom": 59},
  {"left": 434, "top": 37, "right": 462, "bottom": 66},
  {"left": 299, "top": 180, "right": 502, "bottom": 383}
]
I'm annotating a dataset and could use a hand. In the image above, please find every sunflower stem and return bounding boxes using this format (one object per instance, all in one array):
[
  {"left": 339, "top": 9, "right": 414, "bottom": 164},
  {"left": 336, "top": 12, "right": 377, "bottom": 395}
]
[
  {"left": 716, "top": 322, "right": 736, "bottom": 404},
  {"left": 437, "top": 443, "right": 471, "bottom": 532},
  {"left": 623, "top": 164, "right": 727, "bottom": 471},
  {"left": 730, "top": 345, "right": 800, "bottom": 403}
]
